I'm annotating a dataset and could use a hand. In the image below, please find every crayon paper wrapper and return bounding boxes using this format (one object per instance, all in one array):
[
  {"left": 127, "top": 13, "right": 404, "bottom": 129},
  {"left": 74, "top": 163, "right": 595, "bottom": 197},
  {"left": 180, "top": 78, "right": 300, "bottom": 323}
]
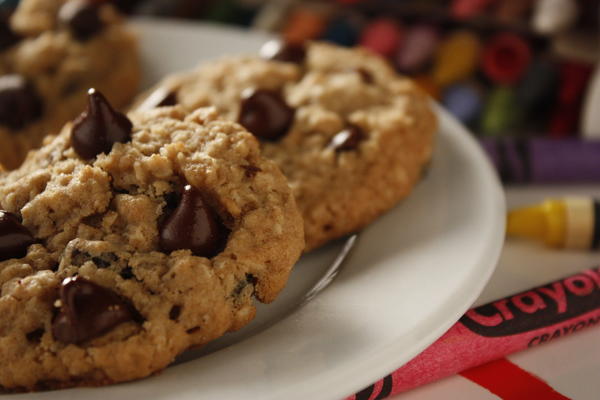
[{"left": 349, "top": 266, "right": 600, "bottom": 399}]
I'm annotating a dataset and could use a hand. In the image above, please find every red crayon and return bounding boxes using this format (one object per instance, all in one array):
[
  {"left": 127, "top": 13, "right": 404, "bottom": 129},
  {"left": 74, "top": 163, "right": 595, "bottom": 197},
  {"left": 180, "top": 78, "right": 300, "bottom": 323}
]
[
  {"left": 550, "top": 62, "right": 593, "bottom": 137},
  {"left": 482, "top": 32, "right": 532, "bottom": 84},
  {"left": 359, "top": 18, "right": 403, "bottom": 58},
  {"left": 452, "top": 0, "right": 496, "bottom": 18},
  {"left": 349, "top": 266, "right": 600, "bottom": 398}
]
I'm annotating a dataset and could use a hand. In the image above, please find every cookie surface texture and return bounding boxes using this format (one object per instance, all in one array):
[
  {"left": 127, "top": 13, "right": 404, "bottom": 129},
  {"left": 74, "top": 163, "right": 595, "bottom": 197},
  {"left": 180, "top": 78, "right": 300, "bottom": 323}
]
[
  {"left": 0, "top": 0, "right": 140, "bottom": 168},
  {"left": 136, "top": 42, "right": 437, "bottom": 250},
  {"left": 0, "top": 102, "right": 304, "bottom": 390}
]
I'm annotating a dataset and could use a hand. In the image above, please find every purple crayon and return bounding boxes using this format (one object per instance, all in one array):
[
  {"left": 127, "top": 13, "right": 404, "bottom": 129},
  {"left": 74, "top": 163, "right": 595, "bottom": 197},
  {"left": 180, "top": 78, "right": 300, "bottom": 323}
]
[
  {"left": 395, "top": 24, "right": 439, "bottom": 73},
  {"left": 481, "top": 137, "right": 600, "bottom": 184}
]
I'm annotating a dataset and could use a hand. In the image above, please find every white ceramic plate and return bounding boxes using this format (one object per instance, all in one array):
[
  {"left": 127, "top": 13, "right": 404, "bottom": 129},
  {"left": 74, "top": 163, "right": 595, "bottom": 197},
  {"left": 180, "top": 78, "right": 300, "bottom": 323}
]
[{"left": 6, "top": 19, "right": 505, "bottom": 400}]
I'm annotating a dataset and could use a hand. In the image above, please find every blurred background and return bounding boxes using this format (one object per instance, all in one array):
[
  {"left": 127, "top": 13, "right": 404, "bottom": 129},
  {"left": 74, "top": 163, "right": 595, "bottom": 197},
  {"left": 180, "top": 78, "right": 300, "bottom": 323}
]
[{"left": 111, "top": 0, "right": 600, "bottom": 147}]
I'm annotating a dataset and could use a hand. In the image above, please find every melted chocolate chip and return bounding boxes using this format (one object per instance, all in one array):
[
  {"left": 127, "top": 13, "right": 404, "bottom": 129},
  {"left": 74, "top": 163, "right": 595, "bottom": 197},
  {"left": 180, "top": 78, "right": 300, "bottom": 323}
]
[
  {"left": 51, "top": 276, "right": 140, "bottom": 344},
  {"left": 0, "top": 210, "right": 35, "bottom": 261},
  {"left": 71, "top": 88, "right": 133, "bottom": 159},
  {"left": 329, "top": 125, "right": 365, "bottom": 152},
  {"left": 0, "top": 75, "right": 43, "bottom": 130},
  {"left": 260, "top": 39, "right": 306, "bottom": 64},
  {"left": 238, "top": 89, "right": 294, "bottom": 141},
  {"left": 58, "top": 0, "right": 104, "bottom": 41},
  {"left": 0, "top": 18, "right": 19, "bottom": 51},
  {"left": 159, "top": 185, "right": 229, "bottom": 258}
]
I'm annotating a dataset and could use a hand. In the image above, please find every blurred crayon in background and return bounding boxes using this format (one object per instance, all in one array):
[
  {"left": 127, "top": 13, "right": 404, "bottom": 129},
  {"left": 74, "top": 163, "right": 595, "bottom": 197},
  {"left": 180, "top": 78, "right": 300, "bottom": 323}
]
[
  {"left": 432, "top": 30, "right": 480, "bottom": 88},
  {"left": 481, "top": 137, "right": 600, "bottom": 184},
  {"left": 442, "top": 82, "right": 483, "bottom": 125},
  {"left": 482, "top": 33, "right": 531, "bottom": 84},
  {"left": 452, "top": 0, "right": 496, "bottom": 19},
  {"left": 395, "top": 24, "right": 439, "bottom": 74},
  {"left": 359, "top": 18, "right": 403, "bottom": 58},
  {"left": 119, "top": 0, "right": 600, "bottom": 144},
  {"left": 481, "top": 86, "right": 516, "bottom": 136}
]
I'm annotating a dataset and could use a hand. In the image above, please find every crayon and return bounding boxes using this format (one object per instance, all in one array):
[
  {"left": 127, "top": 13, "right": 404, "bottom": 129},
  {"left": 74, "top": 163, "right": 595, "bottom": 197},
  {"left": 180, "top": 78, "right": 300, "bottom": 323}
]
[
  {"left": 320, "top": 16, "right": 360, "bottom": 47},
  {"left": 394, "top": 24, "right": 438, "bottom": 74},
  {"left": 507, "top": 197, "right": 600, "bottom": 249},
  {"left": 549, "top": 62, "right": 593, "bottom": 137},
  {"left": 493, "top": 0, "right": 535, "bottom": 23},
  {"left": 451, "top": 0, "right": 495, "bottom": 19},
  {"left": 283, "top": 7, "right": 327, "bottom": 44},
  {"left": 553, "top": 31, "right": 599, "bottom": 65},
  {"left": 350, "top": 266, "right": 600, "bottom": 398},
  {"left": 514, "top": 58, "right": 558, "bottom": 125},
  {"left": 480, "top": 86, "right": 516, "bottom": 136},
  {"left": 582, "top": 64, "right": 600, "bottom": 139},
  {"left": 482, "top": 33, "right": 531, "bottom": 84},
  {"left": 480, "top": 137, "right": 600, "bottom": 184},
  {"left": 532, "top": 0, "right": 579, "bottom": 35},
  {"left": 441, "top": 82, "right": 483, "bottom": 125},
  {"left": 359, "top": 18, "right": 403, "bottom": 59},
  {"left": 432, "top": 30, "right": 480, "bottom": 88}
]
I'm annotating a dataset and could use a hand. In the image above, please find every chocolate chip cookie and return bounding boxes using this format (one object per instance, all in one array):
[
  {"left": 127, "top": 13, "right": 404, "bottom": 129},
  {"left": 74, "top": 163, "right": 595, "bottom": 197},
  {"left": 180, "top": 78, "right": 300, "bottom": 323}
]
[
  {"left": 0, "top": 0, "right": 140, "bottom": 169},
  {"left": 0, "top": 90, "right": 304, "bottom": 390},
  {"left": 135, "top": 41, "right": 437, "bottom": 250}
]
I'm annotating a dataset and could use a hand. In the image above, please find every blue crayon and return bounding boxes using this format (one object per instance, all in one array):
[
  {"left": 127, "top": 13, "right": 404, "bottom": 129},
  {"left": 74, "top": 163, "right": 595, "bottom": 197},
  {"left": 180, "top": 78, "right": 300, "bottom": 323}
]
[
  {"left": 320, "top": 16, "right": 360, "bottom": 47},
  {"left": 441, "top": 82, "right": 483, "bottom": 125},
  {"left": 481, "top": 137, "right": 600, "bottom": 184}
]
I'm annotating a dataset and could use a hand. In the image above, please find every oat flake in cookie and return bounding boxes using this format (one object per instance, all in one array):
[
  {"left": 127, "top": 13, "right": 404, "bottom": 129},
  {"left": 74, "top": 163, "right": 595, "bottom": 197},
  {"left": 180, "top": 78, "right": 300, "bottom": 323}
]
[
  {"left": 135, "top": 41, "right": 437, "bottom": 250},
  {"left": 0, "top": 0, "right": 140, "bottom": 169},
  {"left": 0, "top": 91, "right": 304, "bottom": 391}
]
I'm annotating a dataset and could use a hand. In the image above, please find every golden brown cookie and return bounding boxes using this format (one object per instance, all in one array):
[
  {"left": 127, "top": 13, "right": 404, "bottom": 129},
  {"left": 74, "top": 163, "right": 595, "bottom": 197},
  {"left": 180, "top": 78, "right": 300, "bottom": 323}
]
[
  {"left": 0, "top": 0, "right": 140, "bottom": 169},
  {"left": 135, "top": 41, "right": 437, "bottom": 250},
  {"left": 0, "top": 90, "right": 304, "bottom": 391}
]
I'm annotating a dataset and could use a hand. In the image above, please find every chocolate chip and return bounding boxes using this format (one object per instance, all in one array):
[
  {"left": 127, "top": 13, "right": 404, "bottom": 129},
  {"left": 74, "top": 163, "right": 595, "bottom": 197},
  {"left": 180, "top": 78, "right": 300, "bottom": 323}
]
[
  {"left": 159, "top": 185, "right": 229, "bottom": 258},
  {"left": 0, "top": 75, "right": 43, "bottom": 130},
  {"left": 241, "top": 164, "right": 261, "bottom": 178},
  {"left": 91, "top": 256, "right": 110, "bottom": 268},
  {"left": 186, "top": 326, "right": 200, "bottom": 334},
  {"left": 26, "top": 328, "right": 44, "bottom": 343},
  {"left": 260, "top": 39, "right": 306, "bottom": 64},
  {"left": 0, "top": 18, "right": 19, "bottom": 51},
  {"left": 58, "top": 0, "right": 104, "bottom": 41},
  {"left": 238, "top": 89, "right": 294, "bottom": 141},
  {"left": 120, "top": 266, "right": 134, "bottom": 280},
  {"left": 329, "top": 125, "right": 365, "bottom": 152},
  {"left": 356, "top": 68, "right": 374, "bottom": 84},
  {"left": 0, "top": 210, "right": 35, "bottom": 261},
  {"left": 169, "top": 305, "right": 181, "bottom": 320},
  {"left": 137, "top": 87, "right": 178, "bottom": 111},
  {"left": 71, "top": 88, "right": 133, "bottom": 160},
  {"left": 51, "top": 276, "right": 140, "bottom": 344}
]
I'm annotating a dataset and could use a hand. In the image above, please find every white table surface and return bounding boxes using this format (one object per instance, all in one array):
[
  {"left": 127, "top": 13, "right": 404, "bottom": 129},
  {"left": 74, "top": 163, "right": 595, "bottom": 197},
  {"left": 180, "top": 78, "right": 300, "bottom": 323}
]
[{"left": 393, "top": 184, "right": 600, "bottom": 400}]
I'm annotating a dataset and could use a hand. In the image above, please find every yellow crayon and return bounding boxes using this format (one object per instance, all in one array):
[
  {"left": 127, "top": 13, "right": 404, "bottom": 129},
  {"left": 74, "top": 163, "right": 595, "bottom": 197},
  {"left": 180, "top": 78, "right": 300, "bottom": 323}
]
[
  {"left": 507, "top": 197, "right": 600, "bottom": 249},
  {"left": 432, "top": 30, "right": 481, "bottom": 88}
]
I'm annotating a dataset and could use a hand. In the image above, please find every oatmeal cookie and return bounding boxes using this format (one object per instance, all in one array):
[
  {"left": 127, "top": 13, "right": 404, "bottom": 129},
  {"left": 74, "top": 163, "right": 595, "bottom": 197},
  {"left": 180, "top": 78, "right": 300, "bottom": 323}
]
[
  {"left": 136, "top": 41, "right": 437, "bottom": 250},
  {"left": 0, "top": 0, "right": 139, "bottom": 169},
  {"left": 0, "top": 90, "right": 304, "bottom": 390}
]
